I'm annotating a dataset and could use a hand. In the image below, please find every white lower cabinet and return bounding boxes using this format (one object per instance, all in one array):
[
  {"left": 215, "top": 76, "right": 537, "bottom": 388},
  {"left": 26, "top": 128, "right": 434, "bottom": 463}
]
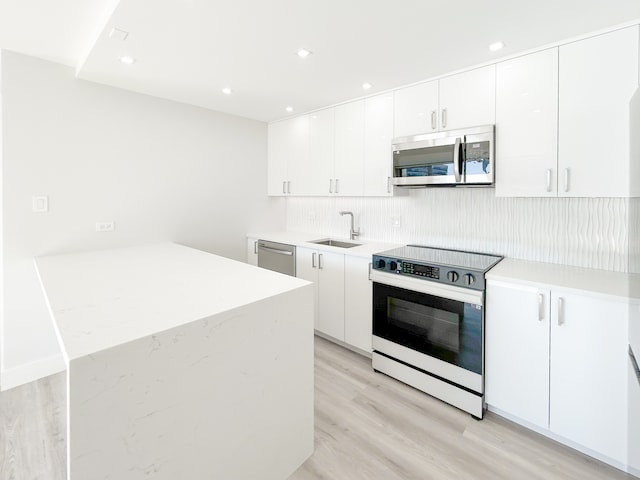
[
  {"left": 296, "top": 247, "right": 345, "bottom": 339},
  {"left": 485, "top": 281, "right": 550, "bottom": 429},
  {"left": 247, "top": 237, "right": 258, "bottom": 266},
  {"left": 486, "top": 280, "right": 629, "bottom": 466},
  {"left": 549, "top": 291, "right": 628, "bottom": 463},
  {"left": 296, "top": 248, "right": 374, "bottom": 351},
  {"left": 344, "top": 256, "right": 373, "bottom": 352}
]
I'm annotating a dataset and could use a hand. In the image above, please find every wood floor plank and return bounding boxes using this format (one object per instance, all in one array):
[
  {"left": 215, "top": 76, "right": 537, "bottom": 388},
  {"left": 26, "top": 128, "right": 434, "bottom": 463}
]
[
  {"left": 0, "top": 336, "right": 633, "bottom": 480},
  {"left": 0, "top": 372, "right": 66, "bottom": 480}
]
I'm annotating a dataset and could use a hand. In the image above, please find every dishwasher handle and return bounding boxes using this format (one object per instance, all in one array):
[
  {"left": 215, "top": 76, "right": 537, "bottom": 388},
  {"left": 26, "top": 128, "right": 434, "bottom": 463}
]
[{"left": 257, "top": 244, "right": 294, "bottom": 256}]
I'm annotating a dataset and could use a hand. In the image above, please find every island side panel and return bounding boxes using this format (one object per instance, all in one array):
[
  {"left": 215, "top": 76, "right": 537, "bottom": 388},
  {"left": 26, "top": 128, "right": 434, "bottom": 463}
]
[{"left": 67, "top": 284, "right": 314, "bottom": 480}]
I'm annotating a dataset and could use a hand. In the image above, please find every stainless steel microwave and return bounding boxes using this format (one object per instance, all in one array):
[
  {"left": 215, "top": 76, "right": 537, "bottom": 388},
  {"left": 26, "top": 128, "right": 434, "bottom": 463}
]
[{"left": 392, "top": 125, "right": 495, "bottom": 187}]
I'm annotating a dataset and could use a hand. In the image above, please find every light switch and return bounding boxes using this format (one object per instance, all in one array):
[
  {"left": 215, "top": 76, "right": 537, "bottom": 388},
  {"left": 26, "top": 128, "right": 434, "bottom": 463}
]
[{"left": 32, "top": 196, "right": 49, "bottom": 213}]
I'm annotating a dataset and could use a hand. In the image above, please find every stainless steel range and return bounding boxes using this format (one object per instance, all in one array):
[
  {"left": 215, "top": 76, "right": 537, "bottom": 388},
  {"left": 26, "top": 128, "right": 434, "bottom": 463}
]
[{"left": 370, "top": 245, "right": 502, "bottom": 419}]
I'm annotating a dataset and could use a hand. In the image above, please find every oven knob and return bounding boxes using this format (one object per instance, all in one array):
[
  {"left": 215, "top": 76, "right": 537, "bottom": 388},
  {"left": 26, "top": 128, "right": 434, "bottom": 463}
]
[
  {"left": 389, "top": 261, "right": 398, "bottom": 271},
  {"left": 464, "top": 273, "right": 476, "bottom": 286},
  {"left": 376, "top": 259, "right": 386, "bottom": 269},
  {"left": 447, "top": 271, "right": 459, "bottom": 282}
]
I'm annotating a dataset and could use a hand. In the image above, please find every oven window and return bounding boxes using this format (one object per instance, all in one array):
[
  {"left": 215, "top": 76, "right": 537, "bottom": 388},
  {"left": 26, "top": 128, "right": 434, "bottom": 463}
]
[{"left": 373, "top": 282, "right": 482, "bottom": 374}]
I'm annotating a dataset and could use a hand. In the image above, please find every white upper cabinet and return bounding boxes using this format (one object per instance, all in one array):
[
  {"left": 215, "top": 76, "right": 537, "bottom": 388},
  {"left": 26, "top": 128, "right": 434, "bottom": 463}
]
[
  {"left": 267, "top": 115, "right": 309, "bottom": 196},
  {"left": 364, "top": 93, "right": 394, "bottom": 196},
  {"left": 439, "top": 65, "right": 496, "bottom": 131},
  {"left": 308, "top": 108, "right": 335, "bottom": 195},
  {"left": 267, "top": 120, "right": 289, "bottom": 196},
  {"left": 334, "top": 100, "right": 365, "bottom": 196},
  {"left": 393, "top": 80, "right": 439, "bottom": 137},
  {"left": 559, "top": 26, "right": 639, "bottom": 197},
  {"left": 495, "top": 48, "right": 559, "bottom": 197},
  {"left": 394, "top": 65, "right": 495, "bottom": 138}
]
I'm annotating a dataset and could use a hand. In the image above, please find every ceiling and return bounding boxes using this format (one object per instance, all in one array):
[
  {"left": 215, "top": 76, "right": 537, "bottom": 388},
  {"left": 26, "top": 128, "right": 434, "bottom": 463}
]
[{"left": 2, "top": 0, "right": 640, "bottom": 122}]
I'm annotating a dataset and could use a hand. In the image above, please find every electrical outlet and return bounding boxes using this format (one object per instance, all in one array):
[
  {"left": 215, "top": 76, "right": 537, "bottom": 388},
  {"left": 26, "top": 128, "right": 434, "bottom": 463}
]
[
  {"left": 95, "top": 222, "right": 115, "bottom": 232},
  {"left": 32, "top": 196, "right": 49, "bottom": 213},
  {"left": 391, "top": 216, "right": 401, "bottom": 228},
  {"left": 307, "top": 211, "right": 317, "bottom": 222}
]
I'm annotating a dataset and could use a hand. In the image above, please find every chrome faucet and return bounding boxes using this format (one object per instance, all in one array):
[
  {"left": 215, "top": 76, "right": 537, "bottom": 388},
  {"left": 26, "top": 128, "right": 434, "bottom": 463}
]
[{"left": 339, "top": 211, "right": 360, "bottom": 240}]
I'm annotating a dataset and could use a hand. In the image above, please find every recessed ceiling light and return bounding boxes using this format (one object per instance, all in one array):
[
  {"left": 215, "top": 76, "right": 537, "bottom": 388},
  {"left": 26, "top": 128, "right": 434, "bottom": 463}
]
[
  {"left": 119, "top": 56, "right": 136, "bottom": 65},
  {"left": 296, "top": 48, "right": 312, "bottom": 58},
  {"left": 489, "top": 41, "right": 505, "bottom": 52},
  {"left": 362, "top": 82, "right": 373, "bottom": 90},
  {"left": 286, "top": 106, "right": 293, "bottom": 113},
  {"left": 222, "top": 88, "right": 232, "bottom": 95}
]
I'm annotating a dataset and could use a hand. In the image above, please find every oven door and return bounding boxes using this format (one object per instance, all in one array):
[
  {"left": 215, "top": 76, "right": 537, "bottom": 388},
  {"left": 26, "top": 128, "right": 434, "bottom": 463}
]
[{"left": 371, "top": 270, "right": 484, "bottom": 393}]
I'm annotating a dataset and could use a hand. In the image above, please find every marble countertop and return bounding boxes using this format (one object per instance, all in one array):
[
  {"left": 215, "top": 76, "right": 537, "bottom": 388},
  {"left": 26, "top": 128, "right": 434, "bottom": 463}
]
[
  {"left": 35, "top": 243, "right": 311, "bottom": 362},
  {"left": 247, "top": 230, "right": 402, "bottom": 259},
  {"left": 487, "top": 257, "right": 640, "bottom": 302}
]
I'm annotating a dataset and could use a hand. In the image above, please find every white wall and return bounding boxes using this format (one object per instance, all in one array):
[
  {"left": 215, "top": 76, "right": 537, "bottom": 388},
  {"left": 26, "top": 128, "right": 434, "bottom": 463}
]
[
  {"left": 286, "top": 191, "right": 631, "bottom": 273},
  {"left": 0, "top": 51, "right": 285, "bottom": 390}
]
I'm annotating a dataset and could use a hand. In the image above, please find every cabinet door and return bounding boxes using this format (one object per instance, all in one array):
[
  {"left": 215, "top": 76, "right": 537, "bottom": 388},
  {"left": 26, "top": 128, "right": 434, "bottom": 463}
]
[
  {"left": 393, "top": 80, "right": 439, "bottom": 137},
  {"left": 364, "top": 93, "right": 394, "bottom": 196},
  {"left": 344, "top": 256, "right": 373, "bottom": 352},
  {"left": 308, "top": 108, "right": 335, "bottom": 196},
  {"left": 495, "top": 49, "right": 559, "bottom": 197},
  {"left": 558, "top": 26, "right": 639, "bottom": 197},
  {"left": 247, "top": 238, "right": 258, "bottom": 266},
  {"left": 629, "top": 348, "right": 640, "bottom": 472},
  {"left": 334, "top": 100, "right": 364, "bottom": 196},
  {"left": 284, "top": 115, "right": 310, "bottom": 196},
  {"left": 550, "top": 292, "right": 628, "bottom": 463},
  {"left": 439, "top": 65, "right": 496, "bottom": 131},
  {"left": 267, "top": 121, "right": 288, "bottom": 196},
  {"left": 485, "top": 281, "right": 550, "bottom": 429},
  {"left": 296, "top": 247, "right": 319, "bottom": 329},
  {"left": 317, "top": 251, "right": 345, "bottom": 340}
]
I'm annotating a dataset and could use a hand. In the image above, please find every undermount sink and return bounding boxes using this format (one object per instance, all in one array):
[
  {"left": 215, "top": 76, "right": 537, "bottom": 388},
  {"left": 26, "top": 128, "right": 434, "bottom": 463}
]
[{"left": 310, "top": 238, "right": 361, "bottom": 248}]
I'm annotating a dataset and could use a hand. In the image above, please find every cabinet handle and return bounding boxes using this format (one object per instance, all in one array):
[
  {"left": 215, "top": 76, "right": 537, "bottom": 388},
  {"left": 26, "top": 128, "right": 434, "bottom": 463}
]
[
  {"left": 387, "top": 176, "right": 392, "bottom": 194},
  {"left": 546, "top": 169, "right": 552, "bottom": 193},
  {"left": 335, "top": 179, "right": 340, "bottom": 194},
  {"left": 557, "top": 297, "right": 565, "bottom": 326},
  {"left": 282, "top": 181, "right": 286, "bottom": 194},
  {"left": 431, "top": 110, "right": 437, "bottom": 130},
  {"left": 368, "top": 262, "right": 373, "bottom": 281},
  {"left": 441, "top": 108, "right": 447, "bottom": 129},
  {"left": 563, "top": 168, "right": 570, "bottom": 193},
  {"left": 287, "top": 181, "right": 291, "bottom": 194},
  {"left": 312, "top": 252, "right": 317, "bottom": 268},
  {"left": 537, "top": 293, "right": 544, "bottom": 321},
  {"left": 329, "top": 179, "right": 334, "bottom": 194},
  {"left": 254, "top": 241, "right": 258, "bottom": 255},
  {"left": 318, "top": 253, "right": 323, "bottom": 269}
]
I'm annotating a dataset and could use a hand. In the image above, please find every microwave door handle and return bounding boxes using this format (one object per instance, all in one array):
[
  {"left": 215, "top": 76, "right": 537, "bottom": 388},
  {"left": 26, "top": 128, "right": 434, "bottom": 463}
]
[{"left": 453, "top": 137, "right": 462, "bottom": 183}]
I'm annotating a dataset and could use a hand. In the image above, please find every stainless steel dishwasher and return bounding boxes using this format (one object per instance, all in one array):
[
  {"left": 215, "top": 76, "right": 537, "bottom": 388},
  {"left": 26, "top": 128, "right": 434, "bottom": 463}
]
[{"left": 257, "top": 240, "right": 296, "bottom": 276}]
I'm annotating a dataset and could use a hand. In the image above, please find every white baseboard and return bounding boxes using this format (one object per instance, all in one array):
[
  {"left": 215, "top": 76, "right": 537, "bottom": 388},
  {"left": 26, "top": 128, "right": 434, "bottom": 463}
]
[
  {"left": 1, "top": 353, "right": 66, "bottom": 391},
  {"left": 487, "top": 404, "right": 631, "bottom": 476}
]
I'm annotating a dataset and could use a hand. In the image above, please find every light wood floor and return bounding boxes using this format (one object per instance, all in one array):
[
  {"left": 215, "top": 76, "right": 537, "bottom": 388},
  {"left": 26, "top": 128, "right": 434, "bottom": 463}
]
[{"left": 0, "top": 336, "right": 633, "bottom": 480}]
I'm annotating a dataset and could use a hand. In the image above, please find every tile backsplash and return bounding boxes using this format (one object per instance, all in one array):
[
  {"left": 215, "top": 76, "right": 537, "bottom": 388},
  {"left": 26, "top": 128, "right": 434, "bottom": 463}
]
[{"left": 286, "top": 189, "right": 632, "bottom": 272}]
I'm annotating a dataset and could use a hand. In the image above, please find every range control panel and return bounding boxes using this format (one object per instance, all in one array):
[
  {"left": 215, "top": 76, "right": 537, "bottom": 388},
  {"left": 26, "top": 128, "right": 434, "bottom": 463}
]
[{"left": 372, "top": 254, "right": 484, "bottom": 290}]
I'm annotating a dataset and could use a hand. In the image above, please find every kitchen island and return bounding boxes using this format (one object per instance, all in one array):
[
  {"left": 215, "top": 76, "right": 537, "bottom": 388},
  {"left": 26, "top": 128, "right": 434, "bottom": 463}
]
[{"left": 34, "top": 243, "right": 314, "bottom": 480}]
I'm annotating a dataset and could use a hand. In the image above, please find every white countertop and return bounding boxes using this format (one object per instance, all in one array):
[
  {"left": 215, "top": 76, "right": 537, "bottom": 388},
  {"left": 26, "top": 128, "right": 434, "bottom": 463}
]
[
  {"left": 487, "top": 257, "right": 640, "bottom": 302},
  {"left": 35, "top": 243, "right": 311, "bottom": 361},
  {"left": 247, "top": 230, "right": 401, "bottom": 259}
]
